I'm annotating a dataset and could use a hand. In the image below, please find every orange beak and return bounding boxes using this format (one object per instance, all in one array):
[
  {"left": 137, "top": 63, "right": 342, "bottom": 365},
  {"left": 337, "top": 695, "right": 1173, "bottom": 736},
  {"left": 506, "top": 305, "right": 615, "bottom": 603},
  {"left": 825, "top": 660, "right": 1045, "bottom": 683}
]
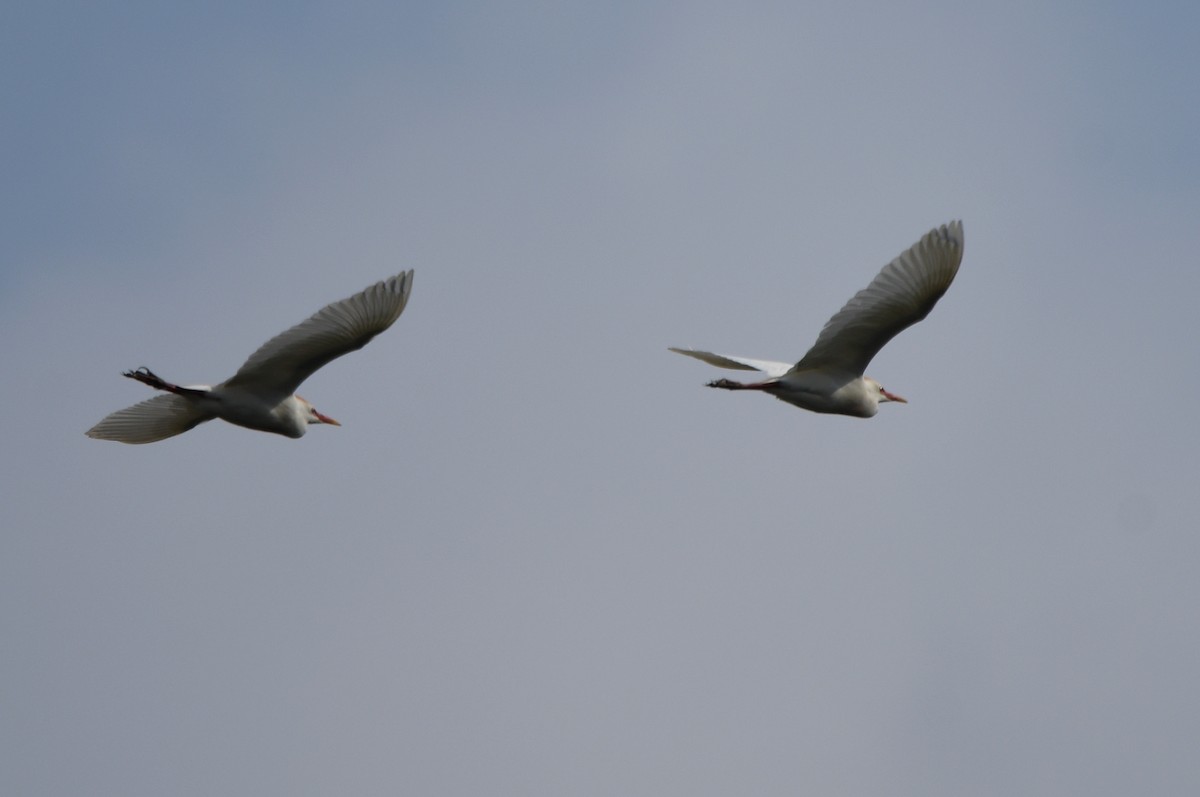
[
  {"left": 881, "top": 389, "right": 907, "bottom": 404},
  {"left": 314, "top": 410, "right": 341, "bottom": 426}
]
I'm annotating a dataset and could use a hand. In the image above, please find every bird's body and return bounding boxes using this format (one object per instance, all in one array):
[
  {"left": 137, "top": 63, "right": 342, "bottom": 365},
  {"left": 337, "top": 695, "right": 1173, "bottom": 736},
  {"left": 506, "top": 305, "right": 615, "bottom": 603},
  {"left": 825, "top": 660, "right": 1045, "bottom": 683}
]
[
  {"left": 214, "top": 390, "right": 309, "bottom": 438},
  {"left": 87, "top": 270, "right": 413, "bottom": 444},
  {"left": 671, "top": 221, "right": 964, "bottom": 417},
  {"left": 727, "top": 371, "right": 883, "bottom": 418}
]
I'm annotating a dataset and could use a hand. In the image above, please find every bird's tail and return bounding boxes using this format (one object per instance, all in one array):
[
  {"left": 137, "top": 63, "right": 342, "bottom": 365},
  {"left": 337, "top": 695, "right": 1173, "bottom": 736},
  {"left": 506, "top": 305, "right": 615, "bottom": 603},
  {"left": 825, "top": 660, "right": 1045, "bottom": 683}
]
[{"left": 86, "top": 394, "right": 211, "bottom": 444}]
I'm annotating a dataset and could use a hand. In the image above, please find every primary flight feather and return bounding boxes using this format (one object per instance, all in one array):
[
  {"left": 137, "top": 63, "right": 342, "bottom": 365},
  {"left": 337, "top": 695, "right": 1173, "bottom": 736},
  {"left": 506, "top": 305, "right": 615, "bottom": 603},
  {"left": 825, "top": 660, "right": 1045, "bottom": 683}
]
[
  {"left": 671, "top": 221, "right": 963, "bottom": 417},
  {"left": 87, "top": 270, "right": 414, "bottom": 443}
]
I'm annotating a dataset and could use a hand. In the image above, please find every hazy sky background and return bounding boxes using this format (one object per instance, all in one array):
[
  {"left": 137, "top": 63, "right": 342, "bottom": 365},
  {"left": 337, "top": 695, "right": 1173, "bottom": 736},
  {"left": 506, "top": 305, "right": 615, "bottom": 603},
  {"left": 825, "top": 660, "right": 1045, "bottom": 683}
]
[{"left": 4, "top": 2, "right": 1200, "bottom": 794}]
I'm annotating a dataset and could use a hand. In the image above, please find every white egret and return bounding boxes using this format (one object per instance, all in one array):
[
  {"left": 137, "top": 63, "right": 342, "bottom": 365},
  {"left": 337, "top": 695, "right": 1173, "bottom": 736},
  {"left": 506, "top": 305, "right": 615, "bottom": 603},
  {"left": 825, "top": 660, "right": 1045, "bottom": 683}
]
[
  {"left": 671, "top": 222, "right": 963, "bottom": 417},
  {"left": 87, "top": 270, "right": 413, "bottom": 443}
]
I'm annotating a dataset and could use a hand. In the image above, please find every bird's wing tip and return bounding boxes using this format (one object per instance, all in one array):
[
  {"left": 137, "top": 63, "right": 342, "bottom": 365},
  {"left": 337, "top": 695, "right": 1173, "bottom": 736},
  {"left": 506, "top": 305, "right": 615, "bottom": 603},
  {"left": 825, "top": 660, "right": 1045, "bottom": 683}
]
[{"left": 940, "top": 219, "right": 964, "bottom": 245}]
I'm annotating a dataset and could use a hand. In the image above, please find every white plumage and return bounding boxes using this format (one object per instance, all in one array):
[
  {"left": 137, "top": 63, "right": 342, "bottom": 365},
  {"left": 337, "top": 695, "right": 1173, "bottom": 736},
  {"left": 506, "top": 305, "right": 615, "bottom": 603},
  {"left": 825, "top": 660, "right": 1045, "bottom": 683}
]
[
  {"left": 671, "top": 221, "right": 963, "bottom": 417},
  {"left": 87, "top": 271, "right": 413, "bottom": 443}
]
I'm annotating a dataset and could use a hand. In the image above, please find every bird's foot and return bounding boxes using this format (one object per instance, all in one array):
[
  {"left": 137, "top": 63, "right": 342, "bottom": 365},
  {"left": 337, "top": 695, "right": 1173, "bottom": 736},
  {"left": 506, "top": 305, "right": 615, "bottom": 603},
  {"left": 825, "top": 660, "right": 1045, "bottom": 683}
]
[
  {"left": 124, "top": 366, "right": 173, "bottom": 390},
  {"left": 706, "top": 377, "right": 777, "bottom": 392}
]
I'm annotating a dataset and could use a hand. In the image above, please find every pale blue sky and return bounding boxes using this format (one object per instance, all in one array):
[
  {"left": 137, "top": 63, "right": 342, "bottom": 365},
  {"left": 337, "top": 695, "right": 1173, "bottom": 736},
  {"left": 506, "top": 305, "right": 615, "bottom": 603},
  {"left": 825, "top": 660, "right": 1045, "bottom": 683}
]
[{"left": 4, "top": 2, "right": 1199, "bottom": 795}]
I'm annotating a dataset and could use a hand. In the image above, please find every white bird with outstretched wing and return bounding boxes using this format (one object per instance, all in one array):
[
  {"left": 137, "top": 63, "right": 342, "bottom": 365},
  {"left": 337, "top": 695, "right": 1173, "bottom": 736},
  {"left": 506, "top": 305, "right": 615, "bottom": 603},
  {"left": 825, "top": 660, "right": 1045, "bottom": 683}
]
[
  {"left": 87, "top": 270, "right": 413, "bottom": 443},
  {"left": 671, "top": 221, "right": 963, "bottom": 417}
]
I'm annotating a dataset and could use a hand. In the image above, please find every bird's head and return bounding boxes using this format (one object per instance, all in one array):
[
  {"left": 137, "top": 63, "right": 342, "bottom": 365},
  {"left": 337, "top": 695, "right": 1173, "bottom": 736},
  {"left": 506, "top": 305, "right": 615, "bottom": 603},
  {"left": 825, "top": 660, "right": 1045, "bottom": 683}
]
[
  {"left": 866, "top": 377, "right": 907, "bottom": 406},
  {"left": 296, "top": 395, "right": 341, "bottom": 427}
]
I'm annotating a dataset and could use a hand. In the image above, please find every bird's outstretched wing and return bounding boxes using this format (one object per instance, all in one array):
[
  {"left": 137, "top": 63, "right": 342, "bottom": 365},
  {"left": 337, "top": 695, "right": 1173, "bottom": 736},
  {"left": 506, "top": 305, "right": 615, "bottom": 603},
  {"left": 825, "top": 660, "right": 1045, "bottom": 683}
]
[
  {"left": 668, "top": 348, "right": 793, "bottom": 378},
  {"left": 223, "top": 270, "right": 413, "bottom": 395},
  {"left": 791, "top": 221, "right": 963, "bottom": 376},
  {"left": 85, "top": 394, "right": 213, "bottom": 444}
]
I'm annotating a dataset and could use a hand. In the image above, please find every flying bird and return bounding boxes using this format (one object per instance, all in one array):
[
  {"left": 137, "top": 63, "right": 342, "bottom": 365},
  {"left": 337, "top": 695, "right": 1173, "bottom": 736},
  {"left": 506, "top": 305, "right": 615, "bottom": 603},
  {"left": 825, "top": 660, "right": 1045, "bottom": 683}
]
[
  {"left": 86, "top": 270, "right": 414, "bottom": 443},
  {"left": 670, "top": 221, "right": 963, "bottom": 417}
]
